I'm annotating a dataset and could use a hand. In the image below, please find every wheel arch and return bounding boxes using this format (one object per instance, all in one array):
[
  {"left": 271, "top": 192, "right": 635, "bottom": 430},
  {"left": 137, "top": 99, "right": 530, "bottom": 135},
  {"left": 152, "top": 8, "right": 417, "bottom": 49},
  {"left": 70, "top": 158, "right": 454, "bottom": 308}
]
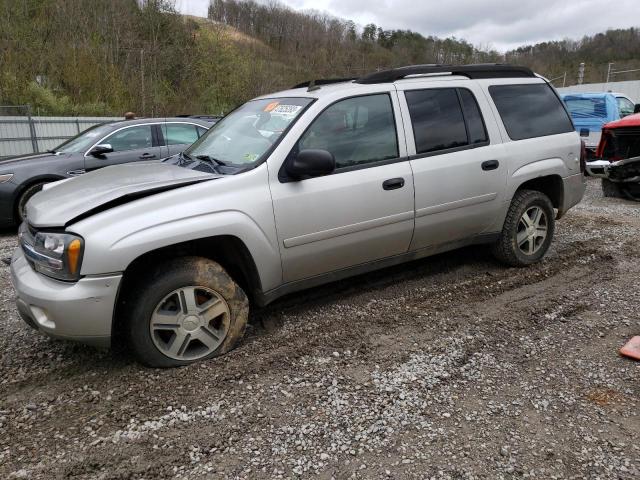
[
  {"left": 14, "top": 175, "right": 66, "bottom": 220},
  {"left": 514, "top": 174, "right": 564, "bottom": 212},
  {"left": 112, "top": 234, "right": 262, "bottom": 343}
]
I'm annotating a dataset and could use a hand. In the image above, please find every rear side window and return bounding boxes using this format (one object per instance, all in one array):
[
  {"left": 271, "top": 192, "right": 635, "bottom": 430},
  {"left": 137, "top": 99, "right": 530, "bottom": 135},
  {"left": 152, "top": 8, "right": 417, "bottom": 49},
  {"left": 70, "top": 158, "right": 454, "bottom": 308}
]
[
  {"left": 163, "top": 123, "right": 199, "bottom": 146},
  {"left": 405, "top": 88, "right": 488, "bottom": 155},
  {"left": 490, "top": 84, "right": 573, "bottom": 140}
]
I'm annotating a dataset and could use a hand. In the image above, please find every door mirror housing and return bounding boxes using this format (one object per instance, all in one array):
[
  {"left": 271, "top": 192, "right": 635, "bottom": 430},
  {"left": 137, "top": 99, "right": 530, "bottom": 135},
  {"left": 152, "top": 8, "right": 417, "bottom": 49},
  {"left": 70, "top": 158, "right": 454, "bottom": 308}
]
[
  {"left": 89, "top": 144, "right": 113, "bottom": 156},
  {"left": 286, "top": 149, "right": 335, "bottom": 179},
  {"left": 634, "top": 104, "right": 640, "bottom": 114}
]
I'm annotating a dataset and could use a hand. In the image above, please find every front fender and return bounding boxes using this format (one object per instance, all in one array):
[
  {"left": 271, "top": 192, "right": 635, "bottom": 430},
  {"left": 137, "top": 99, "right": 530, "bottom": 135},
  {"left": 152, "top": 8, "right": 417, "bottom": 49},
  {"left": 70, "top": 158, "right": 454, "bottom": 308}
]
[
  {"left": 79, "top": 210, "right": 281, "bottom": 292},
  {"left": 70, "top": 166, "right": 282, "bottom": 292}
]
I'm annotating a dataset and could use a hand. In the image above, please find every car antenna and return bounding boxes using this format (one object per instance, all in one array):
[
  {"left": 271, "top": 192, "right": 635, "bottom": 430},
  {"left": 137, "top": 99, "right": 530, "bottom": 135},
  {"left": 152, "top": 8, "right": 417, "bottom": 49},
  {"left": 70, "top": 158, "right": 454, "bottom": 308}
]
[{"left": 307, "top": 80, "right": 321, "bottom": 92}]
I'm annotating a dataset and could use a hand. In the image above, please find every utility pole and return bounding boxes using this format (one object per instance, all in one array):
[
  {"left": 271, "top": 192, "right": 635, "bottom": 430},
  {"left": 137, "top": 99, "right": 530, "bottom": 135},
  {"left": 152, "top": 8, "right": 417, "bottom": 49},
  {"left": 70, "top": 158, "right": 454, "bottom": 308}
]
[
  {"left": 577, "top": 62, "right": 585, "bottom": 85},
  {"left": 140, "top": 48, "right": 145, "bottom": 116},
  {"left": 563, "top": 71, "right": 566, "bottom": 88}
]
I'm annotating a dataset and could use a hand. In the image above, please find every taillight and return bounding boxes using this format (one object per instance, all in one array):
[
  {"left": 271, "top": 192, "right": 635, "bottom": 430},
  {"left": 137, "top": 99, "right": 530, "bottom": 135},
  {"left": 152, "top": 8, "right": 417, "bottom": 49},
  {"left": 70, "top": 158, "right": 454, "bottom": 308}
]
[{"left": 580, "top": 139, "right": 586, "bottom": 174}]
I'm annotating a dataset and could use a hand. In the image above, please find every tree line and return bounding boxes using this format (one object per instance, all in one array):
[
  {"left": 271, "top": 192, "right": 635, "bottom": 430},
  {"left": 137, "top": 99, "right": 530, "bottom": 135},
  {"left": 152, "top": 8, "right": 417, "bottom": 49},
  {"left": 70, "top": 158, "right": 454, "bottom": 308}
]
[{"left": 0, "top": 0, "right": 638, "bottom": 117}]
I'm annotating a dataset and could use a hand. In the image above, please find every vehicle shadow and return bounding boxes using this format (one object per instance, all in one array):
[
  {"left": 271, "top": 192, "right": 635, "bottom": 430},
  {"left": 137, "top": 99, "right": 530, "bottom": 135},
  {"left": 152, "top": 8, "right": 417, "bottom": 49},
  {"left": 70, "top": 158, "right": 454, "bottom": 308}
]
[{"left": 251, "top": 244, "right": 497, "bottom": 330}]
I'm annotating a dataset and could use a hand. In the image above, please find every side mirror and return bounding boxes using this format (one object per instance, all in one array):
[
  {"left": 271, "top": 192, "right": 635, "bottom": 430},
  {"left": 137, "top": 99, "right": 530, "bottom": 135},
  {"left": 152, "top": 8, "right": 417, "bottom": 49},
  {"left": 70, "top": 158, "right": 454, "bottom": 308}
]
[
  {"left": 579, "top": 128, "right": 590, "bottom": 137},
  {"left": 286, "top": 149, "right": 335, "bottom": 180},
  {"left": 634, "top": 104, "right": 640, "bottom": 114},
  {"left": 89, "top": 143, "right": 113, "bottom": 156}
]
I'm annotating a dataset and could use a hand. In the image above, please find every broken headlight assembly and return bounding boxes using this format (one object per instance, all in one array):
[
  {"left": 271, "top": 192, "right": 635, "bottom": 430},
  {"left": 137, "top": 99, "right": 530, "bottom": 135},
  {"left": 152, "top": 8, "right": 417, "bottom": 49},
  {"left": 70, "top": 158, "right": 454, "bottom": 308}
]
[{"left": 19, "top": 223, "right": 84, "bottom": 281}]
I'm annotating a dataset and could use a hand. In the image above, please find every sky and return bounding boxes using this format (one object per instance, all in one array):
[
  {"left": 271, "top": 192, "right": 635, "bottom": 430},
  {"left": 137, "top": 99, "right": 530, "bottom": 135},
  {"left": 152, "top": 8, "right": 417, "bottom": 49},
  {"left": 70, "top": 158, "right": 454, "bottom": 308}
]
[{"left": 174, "top": 0, "right": 640, "bottom": 52}]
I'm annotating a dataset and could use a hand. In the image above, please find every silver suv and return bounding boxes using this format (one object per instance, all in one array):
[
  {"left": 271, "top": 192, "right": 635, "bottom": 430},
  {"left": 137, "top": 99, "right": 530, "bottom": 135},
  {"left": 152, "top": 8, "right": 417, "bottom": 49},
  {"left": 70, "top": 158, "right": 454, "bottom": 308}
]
[{"left": 11, "top": 64, "right": 586, "bottom": 367}]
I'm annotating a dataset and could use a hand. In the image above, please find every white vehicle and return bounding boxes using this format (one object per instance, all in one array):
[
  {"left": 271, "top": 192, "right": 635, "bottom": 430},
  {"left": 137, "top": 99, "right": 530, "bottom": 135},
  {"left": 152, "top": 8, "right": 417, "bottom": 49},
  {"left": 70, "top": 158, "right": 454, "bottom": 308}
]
[{"left": 12, "top": 64, "right": 587, "bottom": 367}]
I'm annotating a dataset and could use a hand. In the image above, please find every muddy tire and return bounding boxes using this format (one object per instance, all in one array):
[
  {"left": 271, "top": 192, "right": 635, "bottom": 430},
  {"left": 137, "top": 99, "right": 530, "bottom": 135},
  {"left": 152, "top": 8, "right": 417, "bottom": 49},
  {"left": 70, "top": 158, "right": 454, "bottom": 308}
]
[
  {"left": 492, "top": 189, "right": 555, "bottom": 267},
  {"left": 16, "top": 181, "right": 47, "bottom": 223},
  {"left": 601, "top": 179, "right": 623, "bottom": 198},
  {"left": 124, "top": 256, "right": 249, "bottom": 368}
]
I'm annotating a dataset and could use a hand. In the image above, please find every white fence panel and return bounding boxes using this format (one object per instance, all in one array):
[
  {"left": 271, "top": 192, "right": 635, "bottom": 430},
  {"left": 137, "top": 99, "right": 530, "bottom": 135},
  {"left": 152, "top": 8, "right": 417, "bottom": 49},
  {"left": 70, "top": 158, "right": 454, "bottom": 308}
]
[{"left": 0, "top": 116, "right": 121, "bottom": 157}]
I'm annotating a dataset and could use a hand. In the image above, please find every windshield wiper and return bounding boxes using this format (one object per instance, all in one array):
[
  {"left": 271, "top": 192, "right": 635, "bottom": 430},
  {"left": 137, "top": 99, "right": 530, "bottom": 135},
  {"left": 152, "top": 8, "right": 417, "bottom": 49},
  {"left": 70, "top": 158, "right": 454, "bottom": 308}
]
[
  {"left": 47, "top": 149, "right": 56, "bottom": 154},
  {"left": 195, "top": 154, "right": 226, "bottom": 166}
]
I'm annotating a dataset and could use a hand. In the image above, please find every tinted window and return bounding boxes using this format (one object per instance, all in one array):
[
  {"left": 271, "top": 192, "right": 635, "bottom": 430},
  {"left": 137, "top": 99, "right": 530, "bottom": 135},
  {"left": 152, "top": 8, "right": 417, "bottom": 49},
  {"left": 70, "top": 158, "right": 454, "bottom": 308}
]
[
  {"left": 617, "top": 97, "right": 635, "bottom": 117},
  {"left": 104, "top": 125, "right": 153, "bottom": 152},
  {"left": 405, "top": 89, "right": 467, "bottom": 154},
  {"left": 164, "top": 123, "right": 199, "bottom": 145},
  {"left": 459, "top": 89, "right": 488, "bottom": 144},
  {"left": 490, "top": 84, "right": 573, "bottom": 140},
  {"left": 298, "top": 94, "right": 398, "bottom": 169}
]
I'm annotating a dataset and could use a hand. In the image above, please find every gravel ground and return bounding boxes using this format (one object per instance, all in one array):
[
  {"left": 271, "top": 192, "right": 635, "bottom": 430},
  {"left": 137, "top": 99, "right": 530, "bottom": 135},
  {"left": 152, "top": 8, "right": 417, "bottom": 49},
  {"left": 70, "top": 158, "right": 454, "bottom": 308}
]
[{"left": 1, "top": 178, "right": 639, "bottom": 479}]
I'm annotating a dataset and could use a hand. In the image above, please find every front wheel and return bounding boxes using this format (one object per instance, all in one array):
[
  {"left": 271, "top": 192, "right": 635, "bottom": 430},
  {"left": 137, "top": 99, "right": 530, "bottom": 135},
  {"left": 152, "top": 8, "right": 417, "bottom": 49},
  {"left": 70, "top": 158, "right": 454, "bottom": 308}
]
[
  {"left": 124, "top": 257, "right": 249, "bottom": 367},
  {"left": 492, "top": 190, "right": 555, "bottom": 267}
]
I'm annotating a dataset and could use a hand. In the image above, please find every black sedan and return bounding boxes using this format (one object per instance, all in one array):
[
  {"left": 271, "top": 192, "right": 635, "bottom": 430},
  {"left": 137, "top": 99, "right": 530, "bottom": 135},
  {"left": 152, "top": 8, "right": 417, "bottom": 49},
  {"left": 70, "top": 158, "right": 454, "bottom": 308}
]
[{"left": 0, "top": 117, "right": 212, "bottom": 226}]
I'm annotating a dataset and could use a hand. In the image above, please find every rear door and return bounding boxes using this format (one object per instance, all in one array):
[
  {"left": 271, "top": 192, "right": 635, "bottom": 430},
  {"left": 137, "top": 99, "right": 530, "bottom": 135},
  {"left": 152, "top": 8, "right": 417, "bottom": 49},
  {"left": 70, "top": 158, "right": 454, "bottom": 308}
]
[
  {"left": 397, "top": 81, "right": 508, "bottom": 250},
  {"left": 161, "top": 122, "right": 207, "bottom": 157},
  {"left": 84, "top": 124, "right": 162, "bottom": 171},
  {"left": 268, "top": 91, "right": 415, "bottom": 283}
]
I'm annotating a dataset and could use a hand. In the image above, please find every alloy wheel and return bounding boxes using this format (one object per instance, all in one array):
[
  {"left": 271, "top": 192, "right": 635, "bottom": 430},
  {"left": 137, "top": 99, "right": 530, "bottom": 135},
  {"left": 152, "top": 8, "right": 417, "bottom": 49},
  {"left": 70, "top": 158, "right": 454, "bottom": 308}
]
[
  {"left": 516, "top": 206, "right": 548, "bottom": 256},
  {"left": 149, "top": 286, "right": 230, "bottom": 361}
]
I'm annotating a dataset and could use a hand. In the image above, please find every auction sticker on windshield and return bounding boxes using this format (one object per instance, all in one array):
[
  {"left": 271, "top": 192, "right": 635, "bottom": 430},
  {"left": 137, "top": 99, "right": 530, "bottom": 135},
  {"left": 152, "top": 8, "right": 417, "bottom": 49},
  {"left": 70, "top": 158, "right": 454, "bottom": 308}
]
[{"left": 271, "top": 104, "right": 302, "bottom": 115}]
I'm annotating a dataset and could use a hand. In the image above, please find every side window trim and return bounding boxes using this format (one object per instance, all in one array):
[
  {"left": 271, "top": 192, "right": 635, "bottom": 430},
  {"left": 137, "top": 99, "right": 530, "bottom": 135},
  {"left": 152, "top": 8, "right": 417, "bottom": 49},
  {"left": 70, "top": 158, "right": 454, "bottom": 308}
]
[
  {"left": 403, "top": 87, "right": 490, "bottom": 159},
  {"left": 279, "top": 92, "right": 406, "bottom": 182}
]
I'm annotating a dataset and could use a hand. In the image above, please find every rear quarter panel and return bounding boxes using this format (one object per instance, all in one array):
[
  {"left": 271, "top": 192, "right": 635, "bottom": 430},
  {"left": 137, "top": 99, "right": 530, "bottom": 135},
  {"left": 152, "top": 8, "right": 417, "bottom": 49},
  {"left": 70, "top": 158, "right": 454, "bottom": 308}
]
[{"left": 478, "top": 78, "right": 582, "bottom": 230}]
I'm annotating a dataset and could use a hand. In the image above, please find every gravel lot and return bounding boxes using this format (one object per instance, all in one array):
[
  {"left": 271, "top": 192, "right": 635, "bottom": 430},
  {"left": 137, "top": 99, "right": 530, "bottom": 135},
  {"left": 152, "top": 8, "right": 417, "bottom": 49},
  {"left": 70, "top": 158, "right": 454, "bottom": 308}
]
[{"left": 1, "top": 178, "right": 639, "bottom": 479}]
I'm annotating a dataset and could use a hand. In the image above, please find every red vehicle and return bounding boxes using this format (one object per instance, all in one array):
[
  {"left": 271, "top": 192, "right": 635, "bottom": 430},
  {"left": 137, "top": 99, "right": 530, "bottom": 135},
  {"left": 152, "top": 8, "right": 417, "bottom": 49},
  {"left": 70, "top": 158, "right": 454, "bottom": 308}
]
[{"left": 588, "top": 112, "right": 640, "bottom": 200}]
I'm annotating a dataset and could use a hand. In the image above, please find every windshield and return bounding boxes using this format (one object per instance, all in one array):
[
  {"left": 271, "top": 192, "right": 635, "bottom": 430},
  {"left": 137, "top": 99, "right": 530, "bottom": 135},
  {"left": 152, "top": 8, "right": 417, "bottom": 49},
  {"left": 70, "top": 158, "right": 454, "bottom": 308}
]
[
  {"left": 55, "top": 123, "right": 114, "bottom": 153},
  {"left": 563, "top": 97, "right": 608, "bottom": 119},
  {"left": 184, "top": 97, "right": 313, "bottom": 166}
]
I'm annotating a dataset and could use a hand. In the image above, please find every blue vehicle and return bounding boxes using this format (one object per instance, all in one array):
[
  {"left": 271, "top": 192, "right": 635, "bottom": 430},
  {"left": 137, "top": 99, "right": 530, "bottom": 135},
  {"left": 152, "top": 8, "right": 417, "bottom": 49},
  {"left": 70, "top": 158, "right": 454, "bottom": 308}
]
[{"left": 560, "top": 92, "right": 636, "bottom": 156}]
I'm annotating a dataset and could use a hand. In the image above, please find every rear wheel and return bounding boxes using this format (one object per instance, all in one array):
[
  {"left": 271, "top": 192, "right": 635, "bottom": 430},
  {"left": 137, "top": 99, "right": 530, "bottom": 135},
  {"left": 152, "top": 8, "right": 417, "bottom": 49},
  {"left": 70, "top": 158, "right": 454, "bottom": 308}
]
[
  {"left": 16, "top": 182, "right": 48, "bottom": 223},
  {"left": 124, "top": 256, "right": 249, "bottom": 367},
  {"left": 492, "top": 190, "right": 555, "bottom": 267}
]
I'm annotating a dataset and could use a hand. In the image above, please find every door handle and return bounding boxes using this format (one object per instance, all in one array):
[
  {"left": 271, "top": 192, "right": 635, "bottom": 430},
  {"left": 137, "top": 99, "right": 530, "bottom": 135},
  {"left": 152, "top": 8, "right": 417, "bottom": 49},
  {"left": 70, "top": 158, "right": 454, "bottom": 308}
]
[
  {"left": 139, "top": 153, "right": 157, "bottom": 159},
  {"left": 481, "top": 160, "right": 499, "bottom": 171},
  {"left": 382, "top": 177, "right": 405, "bottom": 190}
]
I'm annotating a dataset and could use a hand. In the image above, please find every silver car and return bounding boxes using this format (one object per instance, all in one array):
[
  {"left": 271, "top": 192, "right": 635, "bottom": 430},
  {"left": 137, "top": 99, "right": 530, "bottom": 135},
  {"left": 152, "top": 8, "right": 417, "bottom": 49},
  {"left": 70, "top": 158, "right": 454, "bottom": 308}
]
[{"left": 11, "top": 64, "right": 587, "bottom": 367}]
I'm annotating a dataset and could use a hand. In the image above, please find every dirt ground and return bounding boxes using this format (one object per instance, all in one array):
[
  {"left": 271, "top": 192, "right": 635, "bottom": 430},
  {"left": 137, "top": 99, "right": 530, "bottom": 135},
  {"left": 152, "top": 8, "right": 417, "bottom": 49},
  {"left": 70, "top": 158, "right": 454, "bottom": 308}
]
[{"left": 1, "top": 178, "right": 639, "bottom": 479}]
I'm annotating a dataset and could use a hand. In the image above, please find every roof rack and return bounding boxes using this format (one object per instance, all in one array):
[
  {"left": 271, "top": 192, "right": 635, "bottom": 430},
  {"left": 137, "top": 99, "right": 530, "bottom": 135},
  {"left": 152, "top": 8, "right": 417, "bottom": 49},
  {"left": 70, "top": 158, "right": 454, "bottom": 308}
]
[
  {"left": 293, "top": 78, "right": 357, "bottom": 89},
  {"left": 356, "top": 64, "right": 536, "bottom": 84}
]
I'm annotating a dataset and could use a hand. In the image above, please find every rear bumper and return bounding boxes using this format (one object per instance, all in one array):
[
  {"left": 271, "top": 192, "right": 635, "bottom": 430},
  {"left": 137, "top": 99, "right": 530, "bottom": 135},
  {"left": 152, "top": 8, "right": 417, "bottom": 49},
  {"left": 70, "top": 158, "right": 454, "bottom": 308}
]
[
  {"left": 559, "top": 172, "right": 587, "bottom": 217},
  {"left": 10, "top": 247, "right": 121, "bottom": 348}
]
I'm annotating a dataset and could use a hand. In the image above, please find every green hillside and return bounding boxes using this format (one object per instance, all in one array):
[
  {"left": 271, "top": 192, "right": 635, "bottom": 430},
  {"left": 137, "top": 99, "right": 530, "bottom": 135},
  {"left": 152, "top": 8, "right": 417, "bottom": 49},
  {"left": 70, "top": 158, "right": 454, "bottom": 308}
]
[{"left": 0, "top": 0, "right": 638, "bottom": 116}]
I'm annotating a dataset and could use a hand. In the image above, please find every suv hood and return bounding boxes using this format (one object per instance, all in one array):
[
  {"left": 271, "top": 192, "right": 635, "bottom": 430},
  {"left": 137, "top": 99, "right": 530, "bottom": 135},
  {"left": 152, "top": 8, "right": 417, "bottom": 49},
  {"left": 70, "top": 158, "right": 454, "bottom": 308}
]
[{"left": 26, "top": 162, "right": 219, "bottom": 228}]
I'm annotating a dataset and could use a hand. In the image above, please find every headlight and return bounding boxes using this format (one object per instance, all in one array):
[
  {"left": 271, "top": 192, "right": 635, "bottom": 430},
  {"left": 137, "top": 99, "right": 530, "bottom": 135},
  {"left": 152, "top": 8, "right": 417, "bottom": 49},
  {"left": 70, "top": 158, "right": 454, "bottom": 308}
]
[
  {"left": 0, "top": 173, "right": 13, "bottom": 183},
  {"left": 20, "top": 224, "right": 84, "bottom": 281}
]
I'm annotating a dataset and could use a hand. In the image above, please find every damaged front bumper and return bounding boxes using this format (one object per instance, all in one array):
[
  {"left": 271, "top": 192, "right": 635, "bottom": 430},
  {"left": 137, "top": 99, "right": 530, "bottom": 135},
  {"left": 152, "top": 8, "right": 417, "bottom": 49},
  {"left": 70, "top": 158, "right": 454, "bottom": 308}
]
[{"left": 586, "top": 155, "right": 640, "bottom": 183}]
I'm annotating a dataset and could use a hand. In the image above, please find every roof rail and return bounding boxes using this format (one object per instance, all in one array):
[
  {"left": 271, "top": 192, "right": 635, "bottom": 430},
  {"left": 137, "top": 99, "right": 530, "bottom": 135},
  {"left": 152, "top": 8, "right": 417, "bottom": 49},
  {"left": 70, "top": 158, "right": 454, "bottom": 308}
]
[
  {"left": 293, "top": 78, "right": 357, "bottom": 89},
  {"left": 356, "top": 64, "right": 536, "bottom": 84}
]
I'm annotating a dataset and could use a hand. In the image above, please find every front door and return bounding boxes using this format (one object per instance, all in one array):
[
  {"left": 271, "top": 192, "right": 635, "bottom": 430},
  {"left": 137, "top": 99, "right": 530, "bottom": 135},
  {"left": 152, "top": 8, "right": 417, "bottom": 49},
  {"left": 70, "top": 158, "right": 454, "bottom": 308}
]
[
  {"left": 269, "top": 92, "right": 415, "bottom": 283},
  {"left": 84, "top": 124, "right": 162, "bottom": 171}
]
